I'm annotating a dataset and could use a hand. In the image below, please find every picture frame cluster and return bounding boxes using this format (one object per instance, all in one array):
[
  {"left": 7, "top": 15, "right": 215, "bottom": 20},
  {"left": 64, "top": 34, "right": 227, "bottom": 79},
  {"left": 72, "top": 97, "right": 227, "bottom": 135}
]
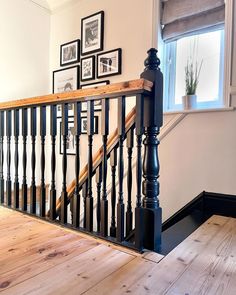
[{"left": 52, "top": 10, "right": 122, "bottom": 155}]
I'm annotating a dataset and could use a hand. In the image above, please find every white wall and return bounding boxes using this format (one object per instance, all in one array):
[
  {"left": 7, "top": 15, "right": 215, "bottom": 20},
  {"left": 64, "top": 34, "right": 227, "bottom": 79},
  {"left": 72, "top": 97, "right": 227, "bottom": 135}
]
[
  {"left": 0, "top": 0, "right": 50, "bottom": 100},
  {"left": 160, "top": 110, "right": 236, "bottom": 221},
  {"left": 49, "top": 0, "right": 154, "bottom": 194},
  {"left": 50, "top": 0, "right": 153, "bottom": 83}
]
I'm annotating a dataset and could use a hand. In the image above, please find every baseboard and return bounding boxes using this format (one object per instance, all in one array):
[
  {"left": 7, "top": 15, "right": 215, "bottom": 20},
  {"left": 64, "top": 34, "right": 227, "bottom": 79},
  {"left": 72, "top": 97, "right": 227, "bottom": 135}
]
[
  {"left": 203, "top": 191, "right": 236, "bottom": 218},
  {"left": 162, "top": 192, "right": 205, "bottom": 231}
]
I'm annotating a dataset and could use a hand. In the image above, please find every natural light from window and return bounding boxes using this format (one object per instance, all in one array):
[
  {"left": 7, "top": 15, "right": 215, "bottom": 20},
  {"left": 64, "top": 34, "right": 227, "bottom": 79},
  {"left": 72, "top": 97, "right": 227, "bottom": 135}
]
[
  {"left": 164, "top": 29, "right": 224, "bottom": 110},
  {"left": 175, "top": 30, "right": 223, "bottom": 104}
]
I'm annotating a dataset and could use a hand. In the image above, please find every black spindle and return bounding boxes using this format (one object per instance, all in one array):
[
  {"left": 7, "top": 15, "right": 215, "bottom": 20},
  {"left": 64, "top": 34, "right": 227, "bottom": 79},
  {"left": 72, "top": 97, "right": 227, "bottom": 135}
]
[
  {"left": 110, "top": 148, "right": 117, "bottom": 238},
  {"left": 96, "top": 164, "right": 102, "bottom": 232},
  {"left": 126, "top": 127, "right": 134, "bottom": 236},
  {"left": 117, "top": 96, "right": 126, "bottom": 242},
  {"left": 0, "top": 111, "right": 4, "bottom": 205},
  {"left": 61, "top": 103, "right": 68, "bottom": 224},
  {"left": 135, "top": 94, "right": 144, "bottom": 250},
  {"left": 6, "top": 110, "right": 12, "bottom": 207},
  {"left": 40, "top": 106, "right": 46, "bottom": 217},
  {"left": 13, "top": 110, "right": 19, "bottom": 209},
  {"left": 101, "top": 98, "right": 109, "bottom": 237},
  {"left": 30, "top": 107, "right": 37, "bottom": 214},
  {"left": 73, "top": 102, "right": 81, "bottom": 228},
  {"left": 86, "top": 100, "right": 94, "bottom": 232},
  {"left": 50, "top": 105, "right": 57, "bottom": 220},
  {"left": 83, "top": 180, "right": 88, "bottom": 228},
  {"left": 22, "top": 108, "right": 28, "bottom": 211}
]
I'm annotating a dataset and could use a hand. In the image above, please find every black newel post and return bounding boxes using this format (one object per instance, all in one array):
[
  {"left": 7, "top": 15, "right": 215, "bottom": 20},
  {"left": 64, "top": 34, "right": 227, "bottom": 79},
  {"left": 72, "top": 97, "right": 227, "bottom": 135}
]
[{"left": 140, "top": 48, "right": 163, "bottom": 252}]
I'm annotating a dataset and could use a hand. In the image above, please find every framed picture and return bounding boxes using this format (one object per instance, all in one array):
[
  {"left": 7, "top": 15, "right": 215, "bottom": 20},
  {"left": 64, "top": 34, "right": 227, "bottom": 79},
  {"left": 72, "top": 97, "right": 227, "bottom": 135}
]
[
  {"left": 81, "top": 116, "right": 99, "bottom": 134},
  {"left": 81, "top": 56, "right": 95, "bottom": 81},
  {"left": 81, "top": 11, "right": 104, "bottom": 56},
  {"left": 59, "top": 119, "right": 76, "bottom": 155},
  {"left": 80, "top": 80, "right": 110, "bottom": 112},
  {"left": 97, "top": 48, "right": 122, "bottom": 78},
  {"left": 52, "top": 66, "right": 80, "bottom": 117},
  {"left": 60, "top": 39, "right": 80, "bottom": 66}
]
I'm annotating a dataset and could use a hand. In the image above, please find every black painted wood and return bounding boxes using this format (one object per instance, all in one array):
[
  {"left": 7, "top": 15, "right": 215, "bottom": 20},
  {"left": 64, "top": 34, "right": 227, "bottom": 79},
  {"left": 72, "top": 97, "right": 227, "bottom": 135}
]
[
  {"left": 73, "top": 102, "right": 81, "bottom": 228},
  {"left": 117, "top": 96, "right": 126, "bottom": 242},
  {"left": 86, "top": 100, "right": 94, "bottom": 232},
  {"left": 126, "top": 127, "right": 134, "bottom": 236},
  {"left": 22, "top": 108, "right": 28, "bottom": 211},
  {"left": 110, "top": 148, "right": 117, "bottom": 238},
  {"left": 61, "top": 103, "right": 68, "bottom": 224},
  {"left": 30, "top": 107, "right": 37, "bottom": 214},
  {"left": 134, "top": 94, "right": 144, "bottom": 250},
  {"left": 13, "top": 110, "right": 19, "bottom": 209},
  {"left": 40, "top": 106, "right": 46, "bottom": 217},
  {"left": 82, "top": 180, "right": 88, "bottom": 228},
  {"left": 96, "top": 164, "right": 102, "bottom": 232},
  {"left": 101, "top": 98, "right": 109, "bottom": 237},
  {"left": 6, "top": 110, "right": 12, "bottom": 207},
  {"left": 50, "top": 105, "right": 57, "bottom": 220},
  {"left": 0, "top": 112, "right": 4, "bottom": 205},
  {"left": 140, "top": 48, "right": 163, "bottom": 252}
]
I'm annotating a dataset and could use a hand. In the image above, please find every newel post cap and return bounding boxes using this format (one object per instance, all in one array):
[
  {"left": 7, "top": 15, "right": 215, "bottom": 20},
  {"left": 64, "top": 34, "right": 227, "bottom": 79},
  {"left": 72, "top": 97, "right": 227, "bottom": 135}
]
[{"left": 144, "top": 48, "right": 160, "bottom": 71}]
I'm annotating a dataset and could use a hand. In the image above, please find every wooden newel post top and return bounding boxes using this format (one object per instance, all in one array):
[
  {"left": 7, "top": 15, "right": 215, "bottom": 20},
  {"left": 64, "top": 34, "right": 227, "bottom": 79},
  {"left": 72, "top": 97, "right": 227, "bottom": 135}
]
[{"left": 140, "top": 48, "right": 163, "bottom": 128}]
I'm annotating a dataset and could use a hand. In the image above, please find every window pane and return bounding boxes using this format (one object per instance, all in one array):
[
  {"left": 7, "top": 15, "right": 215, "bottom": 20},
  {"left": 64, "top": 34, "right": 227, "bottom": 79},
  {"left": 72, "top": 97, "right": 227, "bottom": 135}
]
[{"left": 175, "top": 30, "right": 223, "bottom": 104}]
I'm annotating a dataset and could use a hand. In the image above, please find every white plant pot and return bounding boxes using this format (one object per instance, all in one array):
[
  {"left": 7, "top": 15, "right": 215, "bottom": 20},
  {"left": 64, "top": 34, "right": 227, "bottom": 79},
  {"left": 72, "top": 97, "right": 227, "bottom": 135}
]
[{"left": 182, "top": 95, "right": 197, "bottom": 110}]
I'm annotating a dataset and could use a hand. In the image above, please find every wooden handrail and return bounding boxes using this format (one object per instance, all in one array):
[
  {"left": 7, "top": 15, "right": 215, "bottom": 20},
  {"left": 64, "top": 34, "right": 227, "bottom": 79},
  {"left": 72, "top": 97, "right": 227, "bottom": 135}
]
[
  {"left": 0, "top": 79, "right": 152, "bottom": 110},
  {"left": 47, "top": 106, "right": 136, "bottom": 217}
]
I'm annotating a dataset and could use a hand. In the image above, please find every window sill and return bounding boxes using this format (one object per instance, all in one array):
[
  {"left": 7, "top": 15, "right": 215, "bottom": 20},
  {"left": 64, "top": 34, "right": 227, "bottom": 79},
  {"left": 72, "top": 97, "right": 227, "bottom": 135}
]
[{"left": 164, "top": 106, "right": 234, "bottom": 115}]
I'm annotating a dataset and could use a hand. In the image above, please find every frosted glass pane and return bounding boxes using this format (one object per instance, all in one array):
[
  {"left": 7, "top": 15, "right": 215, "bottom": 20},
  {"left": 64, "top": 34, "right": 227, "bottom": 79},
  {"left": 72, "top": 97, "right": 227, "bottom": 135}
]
[{"left": 175, "top": 30, "right": 222, "bottom": 104}]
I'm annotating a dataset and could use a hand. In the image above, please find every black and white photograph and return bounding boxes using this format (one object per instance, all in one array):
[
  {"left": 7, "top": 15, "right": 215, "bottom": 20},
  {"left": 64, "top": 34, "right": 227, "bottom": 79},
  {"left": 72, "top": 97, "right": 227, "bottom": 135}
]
[
  {"left": 60, "top": 120, "right": 76, "bottom": 155},
  {"left": 60, "top": 39, "right": 80, "bottom": 66},
  {"left": 81, "top": 80, "right": 109, "bottom": 112},
  {"left": 81, "top": 56, "right": 95, "bottom": 81},
  {"left": 97, "top": 48, "right": 122, "bottom": 78},
  {"left": 81, "top": 116, "right": 99, "bottom": 134},
  {"left": 53, "top": 66, "right": 79, "bottom": 117},
  {"left": 81, "top": 11, "right": 104, "bottom": 55}
]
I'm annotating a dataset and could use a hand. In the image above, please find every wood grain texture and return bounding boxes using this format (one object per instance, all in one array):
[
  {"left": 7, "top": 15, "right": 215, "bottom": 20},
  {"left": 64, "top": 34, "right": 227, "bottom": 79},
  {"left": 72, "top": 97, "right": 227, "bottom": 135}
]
[
  {"left": 0, "top": 207, "right": 137, "bottom": 295},
  {"left": 85, "top": 215, "right": 236, "bottom": 295},
  {"left": 1, "top": 208, "right": 235, "bottom": 295},
  {"left": 0, "top": 79, "right": 152, "bottom": 110}
]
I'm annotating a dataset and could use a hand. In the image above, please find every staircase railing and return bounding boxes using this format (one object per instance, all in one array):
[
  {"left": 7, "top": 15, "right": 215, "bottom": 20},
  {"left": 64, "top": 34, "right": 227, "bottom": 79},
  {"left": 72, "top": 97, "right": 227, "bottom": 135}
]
[
  {"left": 49, "top": 106, "right": 136, "bottom": 219},
  {"left": 0, "top": 48, "right": 163, "bottom": 252}
]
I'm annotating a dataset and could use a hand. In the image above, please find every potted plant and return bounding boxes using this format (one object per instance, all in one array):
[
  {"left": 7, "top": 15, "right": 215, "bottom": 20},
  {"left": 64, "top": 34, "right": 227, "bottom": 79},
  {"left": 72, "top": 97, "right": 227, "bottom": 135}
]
[{"left": 182, "top": 59, "right": 202, "bottom": 110}]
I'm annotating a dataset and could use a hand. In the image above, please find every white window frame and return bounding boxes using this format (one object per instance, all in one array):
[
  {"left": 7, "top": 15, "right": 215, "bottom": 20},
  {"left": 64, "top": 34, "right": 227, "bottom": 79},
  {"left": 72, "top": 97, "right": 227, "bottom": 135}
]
[
  {"left": 153, "top": 0, "right": 234, "bottom": 112},
  {"left": 163, "top": 30, "right": 225, "bottom": 111}
]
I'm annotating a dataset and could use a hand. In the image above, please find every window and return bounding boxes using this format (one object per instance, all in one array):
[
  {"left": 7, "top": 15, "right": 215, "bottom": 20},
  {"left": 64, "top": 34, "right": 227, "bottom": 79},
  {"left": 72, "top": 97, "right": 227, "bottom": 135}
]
[{"left": 163, "top": 29, "right": 224, "bottom": 111}]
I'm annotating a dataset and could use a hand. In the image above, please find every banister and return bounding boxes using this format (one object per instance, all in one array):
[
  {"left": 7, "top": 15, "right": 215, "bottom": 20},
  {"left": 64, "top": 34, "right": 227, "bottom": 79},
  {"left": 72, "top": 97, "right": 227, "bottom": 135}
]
[
  {"left": 1, "top": 48, "right": 163, "bottom": 253},
  {"left": 47, "top": 106, "right": 136, "bottom": 217},
  {"left": 0, "top": 79, "right": 152, "bottom": 110}
]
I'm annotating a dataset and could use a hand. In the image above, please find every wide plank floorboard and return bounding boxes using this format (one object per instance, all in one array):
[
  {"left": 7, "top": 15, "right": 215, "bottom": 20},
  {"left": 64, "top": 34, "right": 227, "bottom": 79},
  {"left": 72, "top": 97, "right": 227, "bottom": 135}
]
[{"left": 1, "top": 207, "right": 236, "bottom": 295}]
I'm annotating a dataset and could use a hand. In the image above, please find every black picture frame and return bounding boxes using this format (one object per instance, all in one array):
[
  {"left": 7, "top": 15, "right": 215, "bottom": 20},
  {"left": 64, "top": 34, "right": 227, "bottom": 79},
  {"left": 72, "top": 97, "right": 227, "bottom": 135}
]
[
  {"left": 60, "top": 39, "right": 80, "bottom": 67},
  {"left": 81, "top": 116, "right": 99, "bottom": 134},
  {"left": 59, "top": 119, "right": 76, "bottom": 155},
  {"left": 81, "top": 56, "right": 95, "bottom": 82},
  {"left": 97, "top": 48, "right": 122, "bottom": 78},
  {"left": 81, "top": 11, "right": 104, "bottom": 56},
  {"left": 52, "top": 66, "right": 80, "bottom": 118},
  {"left": 80, "top": 80, "right": 110, "bottom": 112}
]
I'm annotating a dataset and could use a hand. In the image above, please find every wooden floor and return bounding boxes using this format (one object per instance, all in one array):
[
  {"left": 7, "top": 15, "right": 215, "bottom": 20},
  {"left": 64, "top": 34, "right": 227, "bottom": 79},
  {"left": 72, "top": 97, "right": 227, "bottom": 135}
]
[{"left": 0, "top": 207, "right": 236, "bottom": 295}]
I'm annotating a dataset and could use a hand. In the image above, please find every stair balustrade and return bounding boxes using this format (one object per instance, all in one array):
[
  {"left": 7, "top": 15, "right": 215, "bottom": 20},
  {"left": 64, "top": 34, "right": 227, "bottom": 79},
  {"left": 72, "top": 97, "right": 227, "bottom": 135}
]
[{"left": 0, "top": 48, "right": 163, "bottom": 252}]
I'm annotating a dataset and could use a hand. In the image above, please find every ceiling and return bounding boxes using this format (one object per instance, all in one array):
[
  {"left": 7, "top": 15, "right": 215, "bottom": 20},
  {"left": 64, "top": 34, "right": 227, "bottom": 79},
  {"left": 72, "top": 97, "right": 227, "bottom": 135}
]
[{"left": 31, "top": 0, "right": 77, "bottom": 12}]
